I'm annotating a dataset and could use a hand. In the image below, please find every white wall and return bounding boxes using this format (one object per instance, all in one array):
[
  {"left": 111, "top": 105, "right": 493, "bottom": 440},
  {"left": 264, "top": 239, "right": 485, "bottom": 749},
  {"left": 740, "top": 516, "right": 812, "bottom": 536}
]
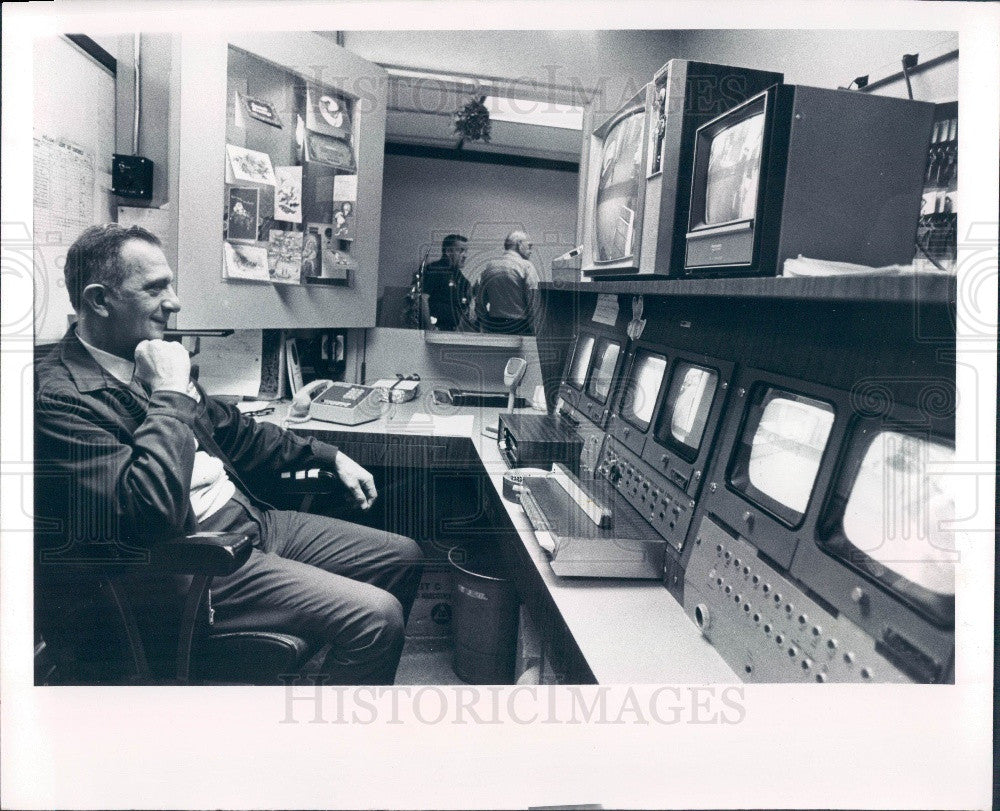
[
  {"left": 670, "top": 29, "right": 958, "bottom": 98},
  {"left": 341, "top": 30, "right": 680, "bottom": 116}
]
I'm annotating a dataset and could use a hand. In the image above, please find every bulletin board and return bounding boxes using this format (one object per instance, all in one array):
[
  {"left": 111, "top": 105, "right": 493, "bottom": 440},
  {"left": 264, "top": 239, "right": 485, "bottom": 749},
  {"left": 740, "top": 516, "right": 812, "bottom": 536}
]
[{"left": 33, "top": 36, "right": 117, "bottom": 342}]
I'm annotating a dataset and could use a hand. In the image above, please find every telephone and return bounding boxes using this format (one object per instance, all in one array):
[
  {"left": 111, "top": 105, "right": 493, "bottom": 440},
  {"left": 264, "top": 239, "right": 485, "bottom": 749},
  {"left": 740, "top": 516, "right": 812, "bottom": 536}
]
[{"left": 287, "top": 379, "right": 384, "bottom": 426}]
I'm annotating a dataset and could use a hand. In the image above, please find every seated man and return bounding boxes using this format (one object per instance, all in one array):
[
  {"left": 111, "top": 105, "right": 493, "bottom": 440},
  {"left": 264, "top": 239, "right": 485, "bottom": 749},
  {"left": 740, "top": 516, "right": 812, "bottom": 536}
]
[
  {"left": 473, "top": 230, "right": 540, "bottom": 335},
  {"left": 34, "top": 224, "right": 423, "bottom": 685}
]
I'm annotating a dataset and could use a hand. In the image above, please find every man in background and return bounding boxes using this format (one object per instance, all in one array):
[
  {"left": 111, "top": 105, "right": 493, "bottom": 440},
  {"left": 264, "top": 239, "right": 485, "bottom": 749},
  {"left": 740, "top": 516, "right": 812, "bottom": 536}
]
[
  {"left": 473, "top": 230, "right": 540, "bottom": 335},
  {"left": 418, "top": 233, "right": 471, "bottom": 331}
]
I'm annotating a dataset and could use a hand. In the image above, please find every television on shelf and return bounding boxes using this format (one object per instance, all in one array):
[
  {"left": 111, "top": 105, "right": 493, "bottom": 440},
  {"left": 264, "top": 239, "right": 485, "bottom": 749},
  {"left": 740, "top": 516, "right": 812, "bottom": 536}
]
[
  {"left": 684, "top": 84, "right": 935, "bottom": 276},
  {"left": 578, "top": 60, "right": 783, "bottom": 278}
]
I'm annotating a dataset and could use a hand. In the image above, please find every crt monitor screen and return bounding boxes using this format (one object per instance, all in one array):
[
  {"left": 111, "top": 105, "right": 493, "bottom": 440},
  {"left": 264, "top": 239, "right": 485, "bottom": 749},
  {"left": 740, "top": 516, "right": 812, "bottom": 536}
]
[
  {"left": 568, "top": 335, "right": 596, "bottom": 389},
  {"left": 731, "top": 388, "right": 835, "bottom": 525},
  {"left": 586, "top": 339, "right": 622, "bottom": 404},
  {"left": 656, "top": 362, "right": 719, "bottom": 460},
  {"left": 703, "top": 111, "right": 765, "bottom": 225},
  {"left": 837, "top": 431, "right": 955, "bottom": 615},
  {"left": 621, "top": 351, "right": 667, "bottom": 431},
  {"left": 592, "top": 107, "right": 646, "bottom": 262}
]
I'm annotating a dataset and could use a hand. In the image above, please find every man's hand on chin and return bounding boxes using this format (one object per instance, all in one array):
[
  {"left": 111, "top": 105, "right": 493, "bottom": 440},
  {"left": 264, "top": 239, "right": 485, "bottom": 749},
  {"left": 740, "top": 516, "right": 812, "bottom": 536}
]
[
  {"left": 134, "top": 339, "right": 191, "bottom": 394},
  {"left": 335, "top": 452, "right": 378, "bottom": 511}
]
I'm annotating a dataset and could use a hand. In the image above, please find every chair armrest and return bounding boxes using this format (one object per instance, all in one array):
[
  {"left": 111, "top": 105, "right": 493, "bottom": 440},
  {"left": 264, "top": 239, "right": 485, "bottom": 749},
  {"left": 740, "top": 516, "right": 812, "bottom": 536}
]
[
  {"left": 277, "top": 468, "right": 337, "bottom": 495},
  {"left": 151, "top": 532, "right": 252, "bottom": 576}
]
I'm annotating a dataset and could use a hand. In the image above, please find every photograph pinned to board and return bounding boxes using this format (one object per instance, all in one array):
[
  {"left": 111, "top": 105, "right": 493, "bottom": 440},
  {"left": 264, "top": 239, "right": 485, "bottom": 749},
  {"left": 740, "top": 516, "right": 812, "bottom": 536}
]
[
  {"left": 273, "top": 165, "right": 303, "bottom": 223},
  {"left": 223, "top": 240, "right": 270, "bottom": 282},
  {"left": 303, "top": 131, "right": 355, "bottom": 172},
  {"left": 305, "top": 84, "right": 352, "bottom": 141},
  {"left": 300, "top": 226, "right": 322, "bottom": 281},
  {"left": 267, "top": 229, "right": 303, "bottom": 285},
  {"left": 226, "top": 186, "right": 260, "bottom": 242},
  {"left": 332, "top": 174, "right": 357, "bottom": 240},
  {"left": 302, "top": 222, "right": 357, "bottom": 286},
  {"left": 225, "top": 143, "right": 277, "bottom": 185},
  {"left": 238, "top": 92, "right": 283, "bottom": 128}
]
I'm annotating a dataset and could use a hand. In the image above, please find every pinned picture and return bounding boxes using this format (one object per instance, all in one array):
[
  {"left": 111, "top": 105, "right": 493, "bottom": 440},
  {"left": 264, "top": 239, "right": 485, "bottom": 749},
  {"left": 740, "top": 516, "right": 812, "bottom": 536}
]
[
  {"left": 225, "top": 143, "right": 277, "bottom": 186},
  {"left": 239, "top": 92, "right": 283, "bottom": 128},
  {"left": 226, "top": 186, "right": 260, "bottom": 242},
  {"left": 333, "top": 201, "right": 354, "bottom": 240},
  {"left": 306, "top": 85, "right": 352, "bottom": 140},
  {"left": 303, "top": 132, "right": 356, "bottom": 172},
  {"left": 332, "top": 174, "right": 357, "bottom": 239},
  {"left": 301, "top": 227, "right": 323, "bottom": 280},
  {"left": 267, "top": 229, "right": 303, "bottom": 285},
  {"left": 223, "top": 241, "right": 270, "bottom": 282},
  {"left": 273, "top": 166, "right": 303, "bottom": 223}
]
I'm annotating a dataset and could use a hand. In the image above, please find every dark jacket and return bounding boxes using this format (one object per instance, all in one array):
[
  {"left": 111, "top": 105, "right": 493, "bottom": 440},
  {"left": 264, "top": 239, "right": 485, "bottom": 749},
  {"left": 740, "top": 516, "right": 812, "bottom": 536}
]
[
  {"left": 422, "top": 258, "right": 471, "bottom": 331},
  {"left": 34, "top": 329, "right": 340, "bottom": 570}
]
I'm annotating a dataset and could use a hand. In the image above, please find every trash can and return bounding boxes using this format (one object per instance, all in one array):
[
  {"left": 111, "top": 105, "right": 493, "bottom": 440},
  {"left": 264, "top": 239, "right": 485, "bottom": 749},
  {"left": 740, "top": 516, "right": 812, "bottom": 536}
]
[{"left": 448, "top": 546, "right": 519, "bottom": 684}]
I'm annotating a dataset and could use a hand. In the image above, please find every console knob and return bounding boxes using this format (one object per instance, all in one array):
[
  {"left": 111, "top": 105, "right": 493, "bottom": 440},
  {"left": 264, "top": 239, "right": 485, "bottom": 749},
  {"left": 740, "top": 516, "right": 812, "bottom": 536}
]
[{"left": 694, "top": 603, "right": 711, "bottom": 630}]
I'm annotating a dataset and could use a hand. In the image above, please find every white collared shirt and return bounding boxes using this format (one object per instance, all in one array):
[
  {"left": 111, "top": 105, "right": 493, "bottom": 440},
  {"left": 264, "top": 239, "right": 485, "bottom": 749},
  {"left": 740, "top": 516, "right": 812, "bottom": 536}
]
[{"left": 77, "top": 335, "right": 235, "bottom": 522}]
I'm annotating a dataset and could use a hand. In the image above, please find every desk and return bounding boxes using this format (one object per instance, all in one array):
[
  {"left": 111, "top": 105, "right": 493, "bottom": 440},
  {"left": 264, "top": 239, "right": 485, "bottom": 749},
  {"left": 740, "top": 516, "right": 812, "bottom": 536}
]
[{"left": 261, "top": 399, "right": 737, "bottom": 684}]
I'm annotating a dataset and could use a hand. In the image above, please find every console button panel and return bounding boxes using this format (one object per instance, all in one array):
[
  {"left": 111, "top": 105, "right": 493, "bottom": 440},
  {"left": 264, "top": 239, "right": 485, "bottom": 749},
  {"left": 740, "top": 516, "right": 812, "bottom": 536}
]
[
  {"left": 683, "top": 516, "right": 911, "bottom": 683},
  {"left": 596, "top": 436, "right": 694, "bottom": 553}
]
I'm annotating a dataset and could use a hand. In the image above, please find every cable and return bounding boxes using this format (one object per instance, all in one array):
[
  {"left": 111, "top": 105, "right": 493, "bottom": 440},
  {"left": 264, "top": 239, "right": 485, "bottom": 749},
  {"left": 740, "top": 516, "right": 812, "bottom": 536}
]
[{"left": 132, "top": 34, "right": 141, "bottom": 155}]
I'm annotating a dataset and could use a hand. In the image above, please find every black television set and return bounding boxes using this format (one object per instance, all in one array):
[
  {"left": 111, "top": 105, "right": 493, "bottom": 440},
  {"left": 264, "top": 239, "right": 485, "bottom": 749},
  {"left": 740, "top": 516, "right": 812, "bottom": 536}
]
[
  {"left": 581, "top": 336, "right": 625, "bottom": 424},
  {"left": 685, "top": 84, "right": 935, "bottom": 276},
  {"left": 645, "top": 351, "right": 734, "bottom": 497},
  {"left": 579, "top": 60, "right": 783, "bottom": 277},
  {"left": 555, "top": 327, "right": 628, "bottom": 475}
]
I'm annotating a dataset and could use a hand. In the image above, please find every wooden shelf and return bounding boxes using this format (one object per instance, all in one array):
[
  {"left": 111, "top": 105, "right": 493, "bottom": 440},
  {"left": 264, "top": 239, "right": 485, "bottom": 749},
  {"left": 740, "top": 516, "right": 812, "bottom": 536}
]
[{"left": 540, "top": 272, "right": 956, "bottom": 305}]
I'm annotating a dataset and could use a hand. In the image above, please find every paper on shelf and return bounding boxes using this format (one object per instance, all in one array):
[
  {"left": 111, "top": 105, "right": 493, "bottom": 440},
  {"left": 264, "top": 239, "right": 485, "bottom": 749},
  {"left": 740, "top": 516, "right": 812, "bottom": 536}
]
[
  {"left": 195, "top": 330, "right": 264, "bottom": 398},
  {"left": 783, "top": 255, "right": 913, "bottom": 277}
]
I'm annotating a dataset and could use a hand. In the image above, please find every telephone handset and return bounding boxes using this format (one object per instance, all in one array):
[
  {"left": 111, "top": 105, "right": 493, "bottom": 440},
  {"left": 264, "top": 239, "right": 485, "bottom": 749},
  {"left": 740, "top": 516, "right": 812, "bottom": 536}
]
[
  {"left": 288, "top": 379, "right": 335, "bottom": 422},
  {"left": 504, "top": 357, "right": 528, "bottom": 413}
]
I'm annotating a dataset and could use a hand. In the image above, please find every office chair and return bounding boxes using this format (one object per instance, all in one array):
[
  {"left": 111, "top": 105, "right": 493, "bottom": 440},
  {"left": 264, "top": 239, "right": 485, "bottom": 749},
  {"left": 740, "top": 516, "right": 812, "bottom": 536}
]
[{"left": 34, "top": 469, "right": 338, "bottom": 686}]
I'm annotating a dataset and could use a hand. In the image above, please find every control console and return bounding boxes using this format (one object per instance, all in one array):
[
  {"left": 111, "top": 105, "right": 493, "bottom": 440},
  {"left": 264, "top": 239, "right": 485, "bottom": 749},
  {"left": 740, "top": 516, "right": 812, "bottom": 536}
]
[
  {"left": 684, "top": 516, "right": 913, "bottom": 683},
  {"left": 596, "top": 436, "right": 694, "bottom": 554}
]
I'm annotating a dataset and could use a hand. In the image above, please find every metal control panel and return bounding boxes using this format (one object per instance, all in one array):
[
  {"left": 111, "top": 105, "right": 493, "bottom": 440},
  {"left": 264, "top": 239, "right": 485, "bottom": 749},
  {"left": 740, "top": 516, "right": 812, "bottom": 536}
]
[
  {"left": 557, "top": 402, "right": 608, "bottom": 478},
  {"left": 683, "top": 516, "right": 912, "bottom": 683},
  {"left": 596, "top": 436, "right": 694, "bottom": 553}
]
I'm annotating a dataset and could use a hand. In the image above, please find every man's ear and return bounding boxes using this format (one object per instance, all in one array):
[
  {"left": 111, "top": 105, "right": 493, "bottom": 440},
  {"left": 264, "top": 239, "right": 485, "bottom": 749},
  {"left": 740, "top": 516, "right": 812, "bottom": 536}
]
[{"left": 80, "top": 284, "right": 111, "bottom": 318}]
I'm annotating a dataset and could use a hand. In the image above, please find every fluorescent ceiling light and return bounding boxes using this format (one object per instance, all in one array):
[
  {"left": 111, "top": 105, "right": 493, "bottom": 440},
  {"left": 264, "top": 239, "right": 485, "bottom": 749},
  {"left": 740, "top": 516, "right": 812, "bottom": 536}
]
[{"left": 485, "top": 96, "right": 584, "bottom": 130}]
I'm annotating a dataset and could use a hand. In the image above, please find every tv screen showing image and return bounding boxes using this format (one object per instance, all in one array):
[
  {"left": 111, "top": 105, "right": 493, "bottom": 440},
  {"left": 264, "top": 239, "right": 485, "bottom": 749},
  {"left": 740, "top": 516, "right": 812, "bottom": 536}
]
[
  {"left": 840, "top": 432, "right": 955, "bottom": 599},
  {"left": 732, "top": 388, "right": 835, "bottom": 522},
  {"left": 657, "top": 362, "right": 718, "bottom": 460},
  {"left": 586, "top": 339, "right": 622, "bottom": 404},
  {"left": 568, "top": 335, "right": 596, "bottom": 389},
  {"left": 704, "top": 111, "right": 765, "bottom": 225},
  {"left": 593, "top": 108, "right": 646, "bottom": 262},
  {"left": 621, "top": 351, "right": 667, "bottom": 431}
]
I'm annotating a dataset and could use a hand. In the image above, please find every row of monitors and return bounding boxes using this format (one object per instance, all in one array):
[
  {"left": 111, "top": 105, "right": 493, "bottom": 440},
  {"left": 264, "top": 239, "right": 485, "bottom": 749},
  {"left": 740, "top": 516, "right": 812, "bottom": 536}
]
[{"left": 557, "top": 328, "right": 955, "bottom": 642}]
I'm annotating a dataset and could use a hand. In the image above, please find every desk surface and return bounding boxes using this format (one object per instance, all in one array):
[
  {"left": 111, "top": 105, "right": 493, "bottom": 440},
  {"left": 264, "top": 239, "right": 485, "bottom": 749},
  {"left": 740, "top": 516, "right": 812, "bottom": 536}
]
[{"left": 261, "top": 398, "right": 738, "bottom": 684}]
